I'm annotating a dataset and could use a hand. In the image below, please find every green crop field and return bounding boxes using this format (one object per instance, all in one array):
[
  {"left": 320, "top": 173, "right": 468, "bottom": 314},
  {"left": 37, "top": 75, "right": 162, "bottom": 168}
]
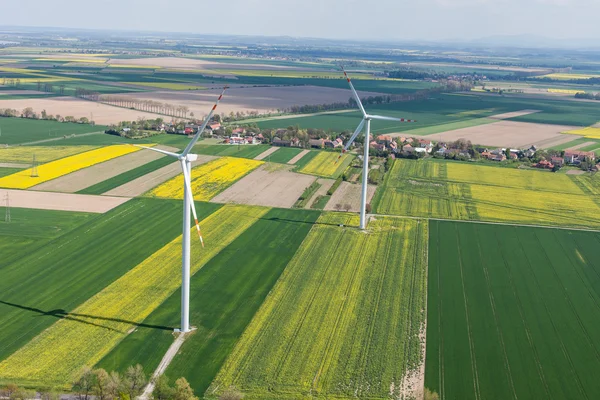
[
  {"left": 211, "top": 213, "right": 427, "bottom": 399},
  {"left": 255, "top": 94, "right": 600, "bottom": 133},
  {"left": 0, "top": 118, "right": 106, "bottom": 145},
  {"left": 0, "top": 199, "right": 215, "bottom": 371},
  {"left": 77, "top": 156, "right": 175, "bottom": 195},
  {"left": 426, "top": 220, "right": 600, "bottom": 400},
  {"left": 0, "top": 168, "right": 21, "bottom": 177},
  {"left": 194, "top": 144, "right": 271, "bottom": 159},
  {"left": 263, "top": 147, "right": 305, "bottom": 164},
  {"left": 0, "top": 207, "right": 94, "bottom": 270},
  {"left": 373, "top": 158, "right": 600, "bottom": 229},
  {"left": 97, "top": 208, "right": 320, "bottom": 395}
]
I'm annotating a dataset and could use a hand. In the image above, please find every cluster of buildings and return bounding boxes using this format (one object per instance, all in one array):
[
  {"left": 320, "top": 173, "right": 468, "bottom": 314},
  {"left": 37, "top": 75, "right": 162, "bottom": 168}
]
[{"left": 534, "top": 149, "right": 597, "bottom": 170}]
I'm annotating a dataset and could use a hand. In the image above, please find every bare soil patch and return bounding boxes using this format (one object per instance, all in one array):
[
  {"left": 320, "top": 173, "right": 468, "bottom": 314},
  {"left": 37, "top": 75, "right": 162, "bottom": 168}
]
[
  {"left": 254, "top": 147, "right": 279, "bottom": 161},
  {"left": 31, "top": 145, "right": 178, "bottom": 193},
  {"left": 210, "top": 164, "right": 316, "bottom": 208},
  {"left": 115, "top": 86, "right": 386, "bottom": 117},
  {"left": 1, "top": 188, "right": 129, "bottom": 213},
  {"left": 489, "top": 109, "right": 540, "bottom": 119},
  {"left": 0, "top": 97, "right": 164, "bottom": 125},
  {"left": 324, "top": 181, "right": 376, "bottom": 212},
  {"left": 410, "top": 121, "right": 579, "bottom": 148},
  {"left": 287, "top": 149, "right": 310, "bottom": 165},
  {"left": 566, "top": 169, "right": 586, "bottom": 175},
  {"left": 103, "top": 155, "right": 217, "bottom": 197}
]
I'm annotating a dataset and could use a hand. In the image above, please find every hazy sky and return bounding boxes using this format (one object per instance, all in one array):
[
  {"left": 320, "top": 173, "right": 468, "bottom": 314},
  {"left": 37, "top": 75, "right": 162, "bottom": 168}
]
[{"left": 0, "top": 0, "right": 599, "bottom": 41}]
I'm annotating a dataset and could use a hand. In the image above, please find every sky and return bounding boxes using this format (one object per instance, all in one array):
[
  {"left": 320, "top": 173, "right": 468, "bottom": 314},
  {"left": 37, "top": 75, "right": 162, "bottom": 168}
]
[{"left": 0, "top": 0, "right": 598, "bottom": 42}]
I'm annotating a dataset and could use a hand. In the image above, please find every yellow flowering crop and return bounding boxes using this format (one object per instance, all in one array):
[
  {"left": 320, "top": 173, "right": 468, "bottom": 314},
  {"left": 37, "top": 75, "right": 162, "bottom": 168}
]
[
  {"left": 547, "top": 88, "right": 585, "bottom": 95},
  {"left": 149, "top": 156, "right": 263, "bottom": 201},
  {"left": 299, "top": 152, "right": 351, "bottom": 177},
  {"left": 124, "top": 82, "right": 206, "bottom": 90},
  {"left": 0, "top": 145, "right": 141, "bottom": 189},
  {"left": 0, "top": 146, "right": 98, "bottom": 164},
  {"left": 564, "top": 126, "right": 600, "bottom": 139},
  {"left": 0, "top": 204, "right": 269, "bottom": 385}
]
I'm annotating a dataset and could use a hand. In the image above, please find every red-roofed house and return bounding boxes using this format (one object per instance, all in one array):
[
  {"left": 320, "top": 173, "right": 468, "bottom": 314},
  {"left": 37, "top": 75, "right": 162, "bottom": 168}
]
[{"left": 564, "top": 150, "right": 595, "bottom": 165}]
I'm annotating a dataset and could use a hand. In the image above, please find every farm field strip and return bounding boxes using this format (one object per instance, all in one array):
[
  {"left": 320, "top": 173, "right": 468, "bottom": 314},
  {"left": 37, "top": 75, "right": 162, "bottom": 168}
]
[
  {"left": 0, "top": 145, "right": 98, "bottom": 164},
  {"left": 211, "top": 214, "right": 428, "bottom": 399},
  {"left": 373, "top": 159, "right": 600, "bottom": 229},
  {"left": 0, "top": 198, "right": 191, "bottom": 365},
  {"left": 32, "top": 145, "right": 175, "bottom": 193},
  {"left": 425, "top": 221, "right": 600, "bottom": 399},
  {"left": 194, "top": 144, "right": 271, "bottom": 159},
  {"left": 103, "top": 155, "right": 216, "bottom": 198},
  {"left": 0, "top": 117, "right": 106, "bottom": 145},
  {"left": 324, "top": 181, "right": 377, "bottom": 212},
  {"left": 0, "top": 189, "right": 130, "bottom": 213},
  {"left": 286, "top": 149, "right": 310, "bottom": 165},
  {"left": 0, "top": 145, "right": 141, "bottom": 189},
  {"left": 0, "top": 204, "right": 266, "bottom": 385},
  {"left": 97, "top": 208, "right": 320, "bottom": 395},
  {"left": 564, "top": 126, "right": 600, "bottom": 139},
  {"left": 298, "top": 151, "right": 352, "bottom": 178},
  {"left": 149, "top": 156, "right": 263, "bottom": 201},
  {"left": 253, "top": 146, "right": 279, "bottom": 161}
]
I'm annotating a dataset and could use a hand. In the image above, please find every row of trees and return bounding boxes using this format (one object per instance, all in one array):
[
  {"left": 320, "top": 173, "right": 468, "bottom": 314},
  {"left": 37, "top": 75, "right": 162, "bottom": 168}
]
[
  {"left": 574, "top": 92, "right": 600, "bottom": 100},
  {"left": 0, "top": 78, "right": 66, "bottom": 94},
  {"left": 0, "top": 107, "right": 87, "bottom": 124}
]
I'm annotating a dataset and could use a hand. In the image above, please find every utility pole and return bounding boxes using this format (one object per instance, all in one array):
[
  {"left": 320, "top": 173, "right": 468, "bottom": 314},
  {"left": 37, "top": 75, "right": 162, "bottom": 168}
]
[
  {"left": 31, "top": 154, "right": 38, "bottom": 178},
  {"left": 4, "top": 192, "right": 10, "bottom": 223}
]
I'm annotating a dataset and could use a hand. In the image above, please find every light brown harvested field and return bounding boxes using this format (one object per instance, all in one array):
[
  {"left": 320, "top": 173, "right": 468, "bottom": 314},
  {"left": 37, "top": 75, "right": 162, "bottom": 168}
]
[
  {"left": 305, "top": 178, "right": 335, "bottom": 209},
  {"left": 0, "top": 162, "right": 27, "bottom": 168},
  {"left": 0, "top": 188, "right": 129, "bottom": 213},
  {"left": 103, "top": 155, "right": 217, "bottom": 197},
  {"left": 287, "top": 149, "right": 310, "bottom": 165},
  {"left": 210, "top": 164, "right": 316, "bottom": 208},
  {"left": 254, "top": 146, "right": 279, "bottom": 161},
  {"left": 324, "top": 181, "right": 376, "bottom": 212},
  {"left": 115, "top": 85, "right": 386, "bottom": 117},
  {"left": 410, "top": 121, "right": 579, "bottom": 148},
  {"left": 489, "top": 109, "right": 540, "bottom": 119},
  {"left": 30, "top": 145, "right": 178, "bottom": 193},
  {"left": 567, "top": 141, "right": 598, "bottom": 151},
  {"left": 107, "top": 57, "right": 316, "bottom": 71},
  {"left": 0, "top": 97, "right": 164, "bottom": 125},
  {"left": 533, "top": 134, "right": 584, "bottom": 149},
  {"left": 0, "top": 89, "right": 47, "bottom": 95},
  {"left": 566, "top": 169, "right": 585, "bottom": 175}
]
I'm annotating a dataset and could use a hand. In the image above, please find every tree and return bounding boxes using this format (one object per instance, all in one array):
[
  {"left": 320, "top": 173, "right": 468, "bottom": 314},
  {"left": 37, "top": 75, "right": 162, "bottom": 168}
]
[
  {"left": 39, "top": 389, "right": 60, "bottom": 400},
  {"left": 1, "top": 384, "right": 19, "bottom": 398},
  {"left": 153, "top": 375, "right": 174, "bottom": 400},
  {"left": 424, "top": 388, "right": 440, "bottom": 400},
  {"left": 93, "top": 368, "right": 110, "bottom": 400},
  {"left": 343, "top": 203, "right": 352, "bottom": 212},
  {"left": 106, "top": 371, "right": 123, "bottom": 400},
  {"left": 173, "top": 378, "right": 198, "bottom": 400},
  {"left": 334, "top": 203, "right": 342, "bottom": 212},
  {"left": 219, "top": 387, "right": 244, "bottom": 400},
  {"left": 22, "top": 107, "right": 35, "bottom": 118},
  {"left": 72, "top": 366, "right": 95, "bottom": 400},
  {"left": 123, "top": 364, "right": 146, "bottom": 400},
  {"left": 365, "top": 203, "right": 372, "bottom": 213}
]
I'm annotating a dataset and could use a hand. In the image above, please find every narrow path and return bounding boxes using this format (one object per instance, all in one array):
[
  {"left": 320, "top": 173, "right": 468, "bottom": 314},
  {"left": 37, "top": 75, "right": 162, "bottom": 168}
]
[
  {"left": 254, "top": 146, "right": 279, "bottom": 161},
  {"left": 287, "top": 149, "right": 310, "bottom": 165},
  {"left": 0, "top": 162, "right": 28, "bottom": 168},
  {"left": 304, "top": 178, "right": 334, "bottom": 209},
  {"left": 7, "top": 130, "right": 105, "bottom": 147},
  {"left": 139, "top": 332, "right": 188, "bottom": 400}
]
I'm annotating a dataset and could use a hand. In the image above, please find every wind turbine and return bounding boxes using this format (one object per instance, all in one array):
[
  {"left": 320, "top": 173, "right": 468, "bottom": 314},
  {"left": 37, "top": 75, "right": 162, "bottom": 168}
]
[
  {"left": 135, "top": 87, "right": 227, "bottom": 333},
  {"left": 338, "top": 68, "right": 416, "bottom": 229}
]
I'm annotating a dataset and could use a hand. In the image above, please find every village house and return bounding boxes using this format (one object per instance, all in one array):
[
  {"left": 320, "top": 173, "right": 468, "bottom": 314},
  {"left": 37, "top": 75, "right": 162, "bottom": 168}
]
[
  {"left": 310, "top": 138, "right": 325, "bottom": 149},
  {"left": 564, "top": 150, "right": 595, "bottom": 165},
  {"left": 551, "top": 157, "right": 564, "bottom": 167},
  {"left": 534, "top": 160, "right": 554, "bottom": 170},
  {"left": 325, "top": 138, "right": 343, "bottom": 149}
]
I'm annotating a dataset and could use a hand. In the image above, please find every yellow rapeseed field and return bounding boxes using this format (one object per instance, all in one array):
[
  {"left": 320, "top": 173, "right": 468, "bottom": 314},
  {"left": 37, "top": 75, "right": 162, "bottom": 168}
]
[
  {"left": 0, "top": 204, "right": 269, "bottom": 385},
  {"left": 446, "top": 163, "right": 584, "bottom": 195},
  {"left": 540, "top": 73, "right": 600, "bottom": 80},
  {"left": 564, "top": 126, "right": 600, "bottom": 139},
  {"left": 149, "top": 156, "right": 263, "bottom": 201},
  {"left": 299, "top": 152, "right": 351, "bottom": 177},
  {"left": 547, "top": 88, "right": 585, "bottom": 95},
  {"left": 0, "top": 145, "right": 140, "bottom": 189},
  {"left": 0, "top": 146, "right": 98, "bottom": 164}
]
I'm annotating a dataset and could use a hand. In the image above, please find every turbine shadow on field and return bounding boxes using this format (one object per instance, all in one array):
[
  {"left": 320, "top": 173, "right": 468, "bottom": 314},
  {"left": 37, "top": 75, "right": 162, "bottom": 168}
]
[
  {"left": 0, "top": 300, "right": 173, "bottom": 332},
  {"left": 257, "top": 215, "right": 344, "bottom": 228}
]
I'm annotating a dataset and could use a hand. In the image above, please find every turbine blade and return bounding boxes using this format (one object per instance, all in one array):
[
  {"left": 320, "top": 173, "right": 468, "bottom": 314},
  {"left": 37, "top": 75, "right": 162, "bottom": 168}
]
[
  {"left": 368, "top": 115, "right": 416, "bottom": 123},
  {"left": 336, "top": 119, "right": 365, "bottom": 163},
  {"left": 180, "top": 160, "right": 205, "bottom": 247},
  {"left": 182, "top": 86, "right": 229, "bottom": 156},
  {"left": 342, "top": 67, "right": 367, "bottom": 118},
  {"left": 132, "top": 144, "right": 180, "bottom": 158}
]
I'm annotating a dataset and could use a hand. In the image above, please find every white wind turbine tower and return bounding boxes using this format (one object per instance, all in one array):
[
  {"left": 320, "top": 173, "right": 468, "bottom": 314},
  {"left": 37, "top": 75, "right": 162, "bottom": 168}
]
[
  {"left": 338, "top": 68, "right": 416, "bottom": 229},
  {"left": 135, "top": 87, "right": 228, "bottom": 333}
]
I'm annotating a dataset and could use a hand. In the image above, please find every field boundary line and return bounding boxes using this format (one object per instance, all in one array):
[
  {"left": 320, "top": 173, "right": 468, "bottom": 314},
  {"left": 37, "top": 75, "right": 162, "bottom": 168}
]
[{"left": 139, "top": 332, "right": 188, "bottom": 400}]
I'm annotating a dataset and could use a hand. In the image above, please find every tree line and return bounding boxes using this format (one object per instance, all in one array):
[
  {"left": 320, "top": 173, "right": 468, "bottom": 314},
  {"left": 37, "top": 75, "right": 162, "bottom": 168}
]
[{"left": 574, "top": 92, "right": 600, "bottom": 100}]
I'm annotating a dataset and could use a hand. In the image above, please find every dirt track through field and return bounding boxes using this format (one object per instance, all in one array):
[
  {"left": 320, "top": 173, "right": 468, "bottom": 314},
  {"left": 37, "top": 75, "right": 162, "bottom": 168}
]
[
  {"left": 0, "top": 162, "right": 27, "bottom": 168},
  {"left": 533, "top": 134, "right": 584, "bottom": 149},
  {"left": 489, "top": 109, "right": 540, "bottom": 119},
  {"left": 305, "top": 178, "right": 335, "bottom": 209},
  {"left": 410, "top": 121, "right": 579, "bottom": 148},
  {"left": 1, "top": 188, "right": 129, "bottom": 213},
  {"left": 566, "top": 141, "right": 598, "bottom": 151},
  {"left": 103, "top": 155, "right": 217, "bottom": 197},
  {"left": 254, "top": 147, "right": 279, "bottom": 160},
  {"left": 325, "top": 181, "right": 376, "bottom": 212},
  {"left": 287, "top": 150, "right": 310, "bottom": 165},
  {"left": 210, "top": 164, "right": 315, "bottom": 208},
  {"left": 30, "top": 145, "right": 179, "bottom": 193}
]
